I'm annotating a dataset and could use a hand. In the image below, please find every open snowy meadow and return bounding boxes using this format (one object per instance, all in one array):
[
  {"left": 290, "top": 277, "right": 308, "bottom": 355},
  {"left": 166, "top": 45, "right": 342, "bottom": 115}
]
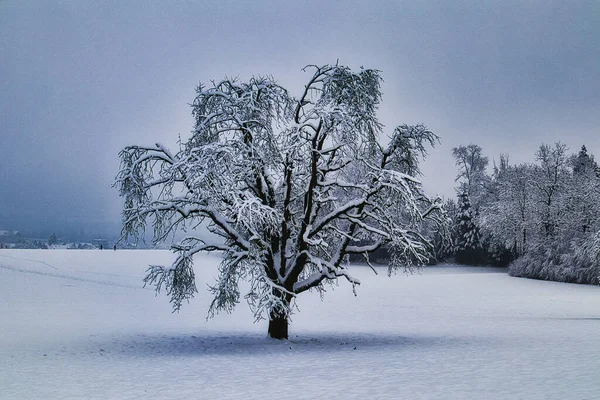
[{"left": 1, "top": 249, "right": 600, "bottom": 399}]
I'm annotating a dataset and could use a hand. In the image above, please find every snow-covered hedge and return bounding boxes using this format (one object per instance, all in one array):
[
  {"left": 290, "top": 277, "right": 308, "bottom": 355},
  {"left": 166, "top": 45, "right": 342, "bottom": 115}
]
[{"left": 508, "top": 236, "right": 600, "bottom": 285}]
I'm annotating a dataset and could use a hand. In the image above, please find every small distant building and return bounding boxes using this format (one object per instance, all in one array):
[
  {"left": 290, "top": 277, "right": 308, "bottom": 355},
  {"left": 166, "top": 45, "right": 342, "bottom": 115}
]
[{"left": 0, "top": 230, "right": 19, "bottom": 237}]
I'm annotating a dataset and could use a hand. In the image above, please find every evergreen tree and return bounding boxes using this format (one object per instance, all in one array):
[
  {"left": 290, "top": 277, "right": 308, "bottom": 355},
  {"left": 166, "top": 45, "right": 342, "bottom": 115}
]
[
  {"left": 48, "top": 232, "right": 58, "bottom": 246},
  {"left": 454, "top": 192, "right": 482, "bottom": 264},
  {"left": 431, "top": 198, "right": 457, "bottom": 261},
  {"left": 573, "top": 145, "right": 600, "bottom": 177},
  {"left": 566, "top": 145, "right": 600, "bottom": 235},
  {"left": 451, "top": 144, "right": 490, "bottom": 212}
]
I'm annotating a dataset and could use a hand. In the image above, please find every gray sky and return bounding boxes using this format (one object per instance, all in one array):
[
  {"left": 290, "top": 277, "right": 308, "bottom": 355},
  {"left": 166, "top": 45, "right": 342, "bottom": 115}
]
[{"left": 1, "top": 0, "right": 599, "bottom": 237}]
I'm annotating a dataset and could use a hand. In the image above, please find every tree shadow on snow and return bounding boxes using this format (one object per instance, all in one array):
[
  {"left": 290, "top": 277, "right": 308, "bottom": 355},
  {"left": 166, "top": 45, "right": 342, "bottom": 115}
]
[
  {"left": 101, "top": 331, "right": 484, "bottom": 358},
  {"left": 541, "top": 317, "right": 600, "bottom": 321}
]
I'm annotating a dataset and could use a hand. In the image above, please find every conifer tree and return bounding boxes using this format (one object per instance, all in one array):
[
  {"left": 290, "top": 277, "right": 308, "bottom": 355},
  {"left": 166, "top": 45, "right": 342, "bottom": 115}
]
[{"left": 454, "top": 192, "right": 482, "bottom": 264}]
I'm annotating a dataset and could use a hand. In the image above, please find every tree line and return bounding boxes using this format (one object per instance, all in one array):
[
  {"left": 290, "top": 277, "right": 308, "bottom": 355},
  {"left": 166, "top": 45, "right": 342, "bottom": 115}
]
[{"left": 440, "top": 143, "right": 600, "bottom": 284}]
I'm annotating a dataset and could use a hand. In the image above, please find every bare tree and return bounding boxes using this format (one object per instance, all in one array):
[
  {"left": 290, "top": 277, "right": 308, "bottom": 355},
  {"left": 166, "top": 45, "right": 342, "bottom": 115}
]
[{"left": 115, "top": 64, "right": 446, "bottom": 339}]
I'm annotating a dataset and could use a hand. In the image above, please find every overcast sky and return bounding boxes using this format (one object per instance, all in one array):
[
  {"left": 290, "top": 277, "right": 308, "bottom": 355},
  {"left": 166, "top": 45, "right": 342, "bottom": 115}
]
[{"left": 1, "top": 0, "right": 599, "bottom": 237}]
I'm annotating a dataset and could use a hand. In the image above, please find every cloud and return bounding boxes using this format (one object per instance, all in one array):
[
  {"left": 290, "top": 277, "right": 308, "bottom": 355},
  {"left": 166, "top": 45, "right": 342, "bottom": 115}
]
[{"left": 1, "top": 0, "right": 598, "bottom": 235}]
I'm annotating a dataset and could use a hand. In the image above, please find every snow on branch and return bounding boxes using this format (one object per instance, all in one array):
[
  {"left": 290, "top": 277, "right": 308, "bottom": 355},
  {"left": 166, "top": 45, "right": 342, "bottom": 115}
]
[{"left": 144, "top": 251, "right": 197, "bottom": 312}]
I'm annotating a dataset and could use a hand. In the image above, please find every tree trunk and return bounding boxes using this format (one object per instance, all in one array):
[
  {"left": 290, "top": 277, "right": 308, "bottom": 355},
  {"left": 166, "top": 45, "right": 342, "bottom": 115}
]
[{"left": 268, "top": 312, "right": 289, "bottom": 340}]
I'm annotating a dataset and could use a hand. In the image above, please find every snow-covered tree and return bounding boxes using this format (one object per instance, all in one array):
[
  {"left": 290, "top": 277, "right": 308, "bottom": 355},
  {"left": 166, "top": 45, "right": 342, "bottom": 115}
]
[
  {"left": 572, "top": 145, "right": 600, "bottom": 177},
  {"left": 452, "top": 144, "right": 490, "bottom": 211},
  {"left": 482, "top": 143, "right": 572, "bottom": 252},
  {"left": 532, "top": 143, "right": 569, "bottom": 238},
  {"left": 481, "top": 162, "right": 534, "bottom": 256},
  {"left": 48, "top": 232, "right": 57, "bottom": 246},
  {"left": 115, "top": 64, "right": 447, "bottom": 339},
  {"left": 453, "top": 191, "right": 482, "bottom": 263},
  {"left": 431, "top": 198, "right": 456, "bottom": 261},
  {"left": 447, "top": 144, "right": 491, "bottom": 264},
  {"left": 565, "top": 146, "right": 600, "bottom": 236}
]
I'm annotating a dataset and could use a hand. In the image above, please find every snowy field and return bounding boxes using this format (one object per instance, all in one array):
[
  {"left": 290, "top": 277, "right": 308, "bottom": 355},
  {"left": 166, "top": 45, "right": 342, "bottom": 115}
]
[{"left": 1, "top": 250, "right": 599, "bottom": 399}]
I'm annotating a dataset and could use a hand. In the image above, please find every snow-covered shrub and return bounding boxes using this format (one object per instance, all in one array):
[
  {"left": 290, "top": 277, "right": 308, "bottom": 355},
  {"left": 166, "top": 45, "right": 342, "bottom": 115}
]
[{"left": 508, "top": 236, "right": 600, "bottom": 285}]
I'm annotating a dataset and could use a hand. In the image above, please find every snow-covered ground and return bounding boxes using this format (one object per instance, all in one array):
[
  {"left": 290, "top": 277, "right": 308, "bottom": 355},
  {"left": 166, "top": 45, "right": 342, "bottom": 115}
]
[{"left": 1, "top": 250, "right": 599, "bottom": 399}]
